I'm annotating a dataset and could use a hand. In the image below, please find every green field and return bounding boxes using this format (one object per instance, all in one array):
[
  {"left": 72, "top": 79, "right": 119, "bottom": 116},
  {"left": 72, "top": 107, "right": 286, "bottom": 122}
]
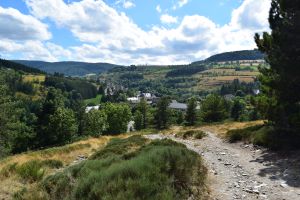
[{"left": 84, "top": 94, "right": 102, "bottom": 105}]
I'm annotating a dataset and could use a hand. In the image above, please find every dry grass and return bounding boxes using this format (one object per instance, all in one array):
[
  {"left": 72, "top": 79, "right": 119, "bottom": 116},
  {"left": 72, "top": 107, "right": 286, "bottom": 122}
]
[
  {"left": 0, "top": 134, "right": 129, "bottom": 199},
  {"left": 160, "top": 121, "right": 265, "bottom": 138},
  {"left": 22, "top": 75, "right": 46, "bottom": 83},
  {"left": 200, "top": 121, "right": 265, "bottom": 137}
]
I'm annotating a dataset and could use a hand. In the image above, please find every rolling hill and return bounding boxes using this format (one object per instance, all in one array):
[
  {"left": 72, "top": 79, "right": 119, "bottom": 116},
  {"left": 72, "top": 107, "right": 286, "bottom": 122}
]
[
  {"left": 13, "top": 60, "right": 122, "bottom": 77},
  {"left": 0, "top": 59, "right": 45, "bottom": 74},
  {"left": 192, "top": 50, "right": 264, "bottom": 65}
]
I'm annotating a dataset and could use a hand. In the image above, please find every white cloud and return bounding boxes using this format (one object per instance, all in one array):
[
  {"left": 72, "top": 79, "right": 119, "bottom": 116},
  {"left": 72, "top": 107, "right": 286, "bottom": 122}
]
[
  {"left": 156, "top": 5, "right": 161, "bottom": 13},
  {"left": 0, "top": 0, "right": 271, "bottom": 64},
  {"left": 123, "top": 1, "right": 135, "bottom": 9},
  {"left": 230, "top": 0, "right": 271, "bottom": 31},
  {"left": 178, "top": 0, "right": 189, "bottom": 8},
  {"left": 0, "top": 6, "right": 51, "bottom": 41},
  {"left": 173, "top": 0, "right": 189, "bottom": 10},
  {"left": 115, "top": 0, "right": 135, "bottom": 9},
  {"left": 0, "top": 40, "right": 57, "bottom": 61},
  {"left": 160, "top": 14, "right": 178, "bottom": 24}
]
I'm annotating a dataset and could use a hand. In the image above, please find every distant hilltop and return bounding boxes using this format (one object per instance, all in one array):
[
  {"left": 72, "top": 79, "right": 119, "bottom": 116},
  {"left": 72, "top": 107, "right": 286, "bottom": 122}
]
[
  {"left": 10, "top": 49, "right": 265, "bottom": 77},
  {"left": 192, "top": 50, "right": 265, "bottom": 65}
]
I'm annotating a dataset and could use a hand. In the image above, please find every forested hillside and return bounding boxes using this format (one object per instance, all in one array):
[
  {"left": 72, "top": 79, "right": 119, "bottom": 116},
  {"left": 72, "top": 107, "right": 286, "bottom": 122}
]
[
  {"left": 191, "top": 50, "right": 264, "bottom": 65},
  {"left": 0, "top": 59, "right": 45, "bottom": 74},
  {"left": 0, "top": 62, "right": 103, "bottom": 158},
  {"left": 14, "top": 60, "right": 121, "bottom": 76}
]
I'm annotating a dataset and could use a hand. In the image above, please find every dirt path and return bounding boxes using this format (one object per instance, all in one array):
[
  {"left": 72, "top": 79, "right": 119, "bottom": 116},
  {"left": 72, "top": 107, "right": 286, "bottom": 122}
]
[{"left": 146, "top": 132, "right": 300, "bottom": 200}]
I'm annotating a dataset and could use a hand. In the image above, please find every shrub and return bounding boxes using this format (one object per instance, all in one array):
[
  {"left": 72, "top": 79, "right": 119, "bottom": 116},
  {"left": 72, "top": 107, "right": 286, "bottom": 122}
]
[
  {"left": 226, "top": 125, "right": 300, "bottom": 150},
  {"left": 16, "top": 160, "right": 45, "bottom": 182},
  {"left": 90, "top": 135, "right": 147, "bottom": 160},
  {"left": 175, "top": 130, "right": 207, "bottom": 140},
  {"left": 194, "top": 131, "right": 207, "bottom": 139},
  {"left": 21, "top": 136, "right": 208, "bottom": 200}
]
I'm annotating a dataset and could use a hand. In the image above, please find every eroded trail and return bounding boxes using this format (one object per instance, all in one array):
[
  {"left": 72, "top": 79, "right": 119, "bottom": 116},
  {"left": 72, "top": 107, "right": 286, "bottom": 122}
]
[{"left": 146, "top": 132, "right": 300, "bottom": 200}]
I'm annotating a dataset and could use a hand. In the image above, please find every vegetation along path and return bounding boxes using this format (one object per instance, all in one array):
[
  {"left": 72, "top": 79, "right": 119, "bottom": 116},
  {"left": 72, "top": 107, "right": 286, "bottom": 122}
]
[{"left": 147, "top": 131, "right": 300, "bottom": 200}]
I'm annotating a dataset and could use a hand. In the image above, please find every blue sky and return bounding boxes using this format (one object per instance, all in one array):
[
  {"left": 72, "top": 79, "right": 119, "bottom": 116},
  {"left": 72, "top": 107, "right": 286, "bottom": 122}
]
[{"left": 0, "top": 0, "right": 271, "bottom": 64}]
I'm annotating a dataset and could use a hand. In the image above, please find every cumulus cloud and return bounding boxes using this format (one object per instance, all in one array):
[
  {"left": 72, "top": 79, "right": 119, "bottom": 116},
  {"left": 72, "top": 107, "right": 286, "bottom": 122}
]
[
  {"left": 0, "top": 40, "right": 57, "bottom": 61},
  {"left": 160, "top": 14, "right": 178, "bottom": 24},
  {"left": 230, "top": 0, "right": 271, "bottom": 31},
  {"left": 0, "top": 6, "right": 51, "bottom": 41},
  {"left": 1, "top": 0, "right": 271, "bottom": 64}
]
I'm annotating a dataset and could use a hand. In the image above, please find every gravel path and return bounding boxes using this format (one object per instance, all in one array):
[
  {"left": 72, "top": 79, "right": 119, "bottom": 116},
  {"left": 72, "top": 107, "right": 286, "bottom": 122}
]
[{"left": 146, "top": 132, "right": 300, "bottom": 200}]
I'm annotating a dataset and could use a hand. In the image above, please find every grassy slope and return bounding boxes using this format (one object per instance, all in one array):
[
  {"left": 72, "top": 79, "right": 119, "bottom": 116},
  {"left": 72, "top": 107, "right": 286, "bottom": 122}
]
[
  {"left": 101, "top": 63, "right": 261, "bottom": 95},
  {"left": 84, "top": 94, "right": 102, "bottom": 105},
  {"left": 0, "top": 121, "right": 265, "bottom": 199},
  {"left": 13, "top": 135, "right": 208, "bottom": 200},
  {"left": 0, "top": 135, "right": 127, "bottom": 199}
]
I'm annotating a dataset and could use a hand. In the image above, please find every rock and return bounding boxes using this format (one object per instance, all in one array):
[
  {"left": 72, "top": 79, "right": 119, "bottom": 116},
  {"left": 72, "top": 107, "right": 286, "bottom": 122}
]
[
  {"left": 280, "top": 182, "right": 288, "bottom": 188},
  {"left": 224, "top": 163, "right": 231, "bottom": 166},
  {"left": 234, "top": 182, "right": 240, "bottom": 188},
  {"left": 244, "top": 188, "right": 260, "bottom": 194}
]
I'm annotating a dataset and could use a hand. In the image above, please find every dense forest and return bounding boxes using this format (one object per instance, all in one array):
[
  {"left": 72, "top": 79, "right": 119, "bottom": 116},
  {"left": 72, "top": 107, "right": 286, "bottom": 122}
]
[
  {"left": 14, "top": 60, "right": 120, "bottom": 76},
  {"left": 0, "top": 59, "right": 45, "bottom": 74},
  {"left": 204, "top": 50, "right": 264, "bottom": 63}
]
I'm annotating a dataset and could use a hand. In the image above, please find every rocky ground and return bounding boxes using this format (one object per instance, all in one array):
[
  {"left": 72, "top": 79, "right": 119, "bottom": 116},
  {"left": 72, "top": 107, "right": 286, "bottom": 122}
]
[{"left": 146, "top": 132, "right": 300, "bottom": 200}]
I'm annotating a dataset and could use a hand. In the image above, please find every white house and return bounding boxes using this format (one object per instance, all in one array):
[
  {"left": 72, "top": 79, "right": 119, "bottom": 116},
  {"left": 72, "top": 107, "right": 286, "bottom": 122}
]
[
  {"left": 127, "top": 97, "right": 140, "bottom": 104},
  {"left": 85, "top": 105, "right": 100, "bottom": 113}
]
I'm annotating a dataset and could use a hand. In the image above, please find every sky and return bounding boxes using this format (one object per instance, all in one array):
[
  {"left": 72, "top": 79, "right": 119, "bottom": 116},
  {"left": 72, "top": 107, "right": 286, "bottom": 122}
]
[{"left": 0, "top": 0, "right": 271, "bottom": 65}]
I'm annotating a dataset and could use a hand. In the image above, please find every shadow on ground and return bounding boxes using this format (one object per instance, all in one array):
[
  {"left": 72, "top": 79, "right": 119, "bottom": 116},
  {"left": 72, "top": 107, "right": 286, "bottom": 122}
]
[{"left": 250, "top": 149, "right": 300, "bottom": 188}]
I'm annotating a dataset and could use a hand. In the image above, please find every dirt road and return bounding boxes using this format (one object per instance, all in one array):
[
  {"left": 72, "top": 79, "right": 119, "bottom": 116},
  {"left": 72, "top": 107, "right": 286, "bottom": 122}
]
[{"left": 146, "top": 132, "right": 300, "bottom": 200}]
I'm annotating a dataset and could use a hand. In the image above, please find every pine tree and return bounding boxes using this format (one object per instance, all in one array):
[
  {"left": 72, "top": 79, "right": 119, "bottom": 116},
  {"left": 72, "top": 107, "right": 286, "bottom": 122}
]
[
  {"left": 185, "top": 97, "right": 198, "bottom": 126},
  {"left": 154, "top": 97, "right": 171, "bottom": 129},
  {"left": 136, "top": 98, "right": 148, "bottom": 129},
  {"left": 255, "top": 0, "right": 300, "bottom": 131}
]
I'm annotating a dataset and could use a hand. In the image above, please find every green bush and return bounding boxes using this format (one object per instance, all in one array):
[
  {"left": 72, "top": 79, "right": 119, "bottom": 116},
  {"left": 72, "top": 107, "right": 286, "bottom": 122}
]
[
  {"left": 90, "top": 135, "right": 147, "bottom": 160},
  {"left": 226, "top": 125, "right": 300, "bottom": 150},
  {"left": 16, "top": 160, "right": 45, "bottom": 182},
  {"left": 175, "top": 130, "right": 207, "bottom": 139},
  {"left": 23, "top": 136, "right": 208, "bottom": 200},
  {"left": 194, "top": 131, "right": 207, "bottom": 139}
]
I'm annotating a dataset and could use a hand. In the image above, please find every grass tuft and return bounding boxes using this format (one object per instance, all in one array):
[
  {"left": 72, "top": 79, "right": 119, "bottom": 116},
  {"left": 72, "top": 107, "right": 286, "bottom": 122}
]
[
  {"left": 175, "top": 130, "right": 207, "bottom": 140},
  {"left": 16, "top": 160, "right": 45, "bottom": 182}
]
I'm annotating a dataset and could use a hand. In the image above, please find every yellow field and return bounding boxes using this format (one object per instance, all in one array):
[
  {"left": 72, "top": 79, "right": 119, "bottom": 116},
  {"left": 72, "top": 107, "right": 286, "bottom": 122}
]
[
  {"left": 192, "top": 67, "right": 259, "bottom": 91},
  {"left": 22, "top": 75, "right": 46, "bottom": 83}
]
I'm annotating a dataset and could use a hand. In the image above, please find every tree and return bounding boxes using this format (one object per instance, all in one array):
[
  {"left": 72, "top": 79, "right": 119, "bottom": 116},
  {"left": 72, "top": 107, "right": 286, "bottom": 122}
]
[
  {"left": 154, "top": 97, "right": 171, "bottom": 129},
  {"left": 103, "top": 103, "right": 132, "bottom": 134},
  {"left": 200, "top": 94, "right": 228, "bottom": 122},
  {"left": 82, "top": 109, "right": 108, "bottom": 137},
  {"left": 134, "top": 110, "right": 144, "bottom": 130},
  {"left": 136, "top": 98, "right": 148, "bottom": 129},
  {"left": 0, "top": 82, "right": 36, "bottom": 157},
  {"left": 255, "top": 0, "right": 300, "bottom": 131},
  {"left": 48, "top": 107, "right": 78, "bottom": 145},
  {"left": 231, "top": 98, "right": 245, "bottom": 121},
  {"left": 36, "top": 87, "right": 66, "bottom": 147},
  {"left": 185, "top": 97, "right": 198, "bottom": 126}
]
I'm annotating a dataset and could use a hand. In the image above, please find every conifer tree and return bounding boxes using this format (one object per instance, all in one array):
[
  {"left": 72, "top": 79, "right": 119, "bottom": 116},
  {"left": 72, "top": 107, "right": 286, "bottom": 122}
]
[{"left": 255, "top": 0, "right": 300, "bottom": 130}]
